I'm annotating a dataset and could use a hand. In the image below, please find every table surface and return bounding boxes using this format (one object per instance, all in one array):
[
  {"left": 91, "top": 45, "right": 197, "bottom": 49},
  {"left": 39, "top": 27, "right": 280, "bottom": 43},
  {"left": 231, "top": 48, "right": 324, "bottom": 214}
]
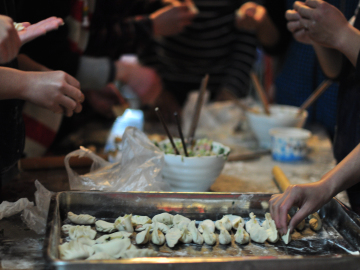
[{"left": 0, "top": 123, "right": 349, "bottom": 270}]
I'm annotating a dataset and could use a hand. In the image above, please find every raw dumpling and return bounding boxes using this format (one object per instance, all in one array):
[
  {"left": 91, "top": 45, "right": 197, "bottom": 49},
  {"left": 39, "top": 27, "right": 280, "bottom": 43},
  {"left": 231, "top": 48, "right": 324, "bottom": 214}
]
[
  {"left": 188, "top": 220, "right": 203, "bottom": 245},
  {"left": 95, "top": 231, "right": 132, "bottom": 244},
  {"left": 179, "top": 227, "right": 193, "bottom": 244},
  {"left": 219, "top": 226, "right": 232, "bottom": 245},
  {"left": 281, "top": 228, "right": 291, "bottom": 245},
  {"left": 67, "top": 212, "right": 95, "bottom": 225},
  {"left": 135, "top": 223, "right": 153, "bottom": 232},
  {"left": 173, "top": 214, "right": 191, "bottom": 228},
  {"left": 77, "top": 236, "right": 96, "bottom": 246},
  {"left": 309, "top": 212, "right": 322, "bottom": 231},
  {"left": 115, "top": 214, "right": 134, "bottom": 233},
  {"left": 61, "top": 224, "right": 73, "bottom": 234},
  {"left": 266, "top": 220, "right": 279, "bottom": 243},
  {"left": 131, "top": 215, "right": 152, "bottom": 226},
  {"left": 86, "top": 252, "right": 114, "bottom": 260},
  {"left": 262, "top": 213, "right": 272, "bottom": 230},
  {"left": 122, "top": 248, "right": 157, "bottom": 259},
  {"left": 95, "top": 220, "right": 116, "bottom": 233},
  {"left": 177, "top": 221, "right": 189, "bottom": 231},
  {"left": 215, "top": 216, "right": 232, "bottom": 231},
  {"left": 152, "top": 213, "right": 174, "bottom": 226},
  {"left": 165, "top": 228, "right": 182, "bottom": 248},
  {"left": 92, "top": 238, "right": 132, "bottom": 258},
  {"left": 201, "top": 224, "right": 216, "bottom": 245},
  {"left": 249, "top": 223, "right": 268, "bottom": 243},
  {"left": 245, "top": 212, "right": 259, "bottom": 232},
  {"left": 296, "top": 219, "right": 306, "bottom": 231},
  {"left": 136, "top": 226, "right": 151, "bottom": 244},
  {"left": 151, "top": 222, "right": 165, "bottom": 245},
  {"left": 198, "top": 219, "right": 215, "bottom": 233},
  {"left": 59, "top": 239, "right": 95, "bottom": 260},
  {"left": 234, "top": 224, "right": 249, "bottom": 244},
  {"left": 231, "top": 216, "right": 245, "bottom": 230},
  {"left": 68, "top": 225, "right": 96, "bottom": 240}
]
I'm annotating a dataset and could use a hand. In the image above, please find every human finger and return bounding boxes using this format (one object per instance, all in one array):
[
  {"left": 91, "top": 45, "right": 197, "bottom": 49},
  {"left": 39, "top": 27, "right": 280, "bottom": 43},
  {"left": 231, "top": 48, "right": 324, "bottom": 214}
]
[
  {"left": 294, "top": 1, "right": 313, "bottom": 19},
  {"left": 74, "top": 102, "right": 83, "bottom": 114},
  {"left": 64, "top": 73, "right": 81, "bottom": 90},
  {"left": 59, "top": 95, "right": 77, "bottom": 117},
  {"left": 285, "top": 9, "right": 301, "bottom": 21},
  {"left": 21, "top": 22, "right": 30, "bottom": 28},
  {"left": 269, "top": 194, "right": 283, "bottom": 230},
  {"left": 53, "top": 104, "right": 64, "bottom": 115},
  {"left": 299, "top": 17, "right": 312, "bottom": 30},
  {"left": 305, "top": 0, "right": 322, "bottom": 8},
  {"left": 287, "top": 20, "right": 304, "bottom": 33},
  {"left": 62, "top": 84, "right": 84, "bottom": 103},
  {"left": 288, "top": 205, "right": 311, "bottom": 232}
]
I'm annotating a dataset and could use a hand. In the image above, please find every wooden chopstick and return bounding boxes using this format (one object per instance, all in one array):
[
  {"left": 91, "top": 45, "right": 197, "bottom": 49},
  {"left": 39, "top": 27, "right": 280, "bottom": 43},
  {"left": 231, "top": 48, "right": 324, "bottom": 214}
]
[
  {"left": 174, "top": 112, "right": 188, "bottom": 157},
  {"left": 250, "top": 72, "right": 270, "bottom": 115},
  {"left": 297, "top": 79, "right": 333, "bottom": 117},
  {"left": 187, "top": 74, "right": 209, "bottom": 144}
]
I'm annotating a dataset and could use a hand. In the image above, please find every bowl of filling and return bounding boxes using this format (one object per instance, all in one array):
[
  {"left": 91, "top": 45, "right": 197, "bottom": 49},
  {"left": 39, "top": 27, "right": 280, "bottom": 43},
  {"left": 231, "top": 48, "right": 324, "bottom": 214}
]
[
  {"left": 157, "top": 138, "right": 230, "bottom": 192},
  {"left": 246, "top": 105, "right": 308, "bottom": 148}
]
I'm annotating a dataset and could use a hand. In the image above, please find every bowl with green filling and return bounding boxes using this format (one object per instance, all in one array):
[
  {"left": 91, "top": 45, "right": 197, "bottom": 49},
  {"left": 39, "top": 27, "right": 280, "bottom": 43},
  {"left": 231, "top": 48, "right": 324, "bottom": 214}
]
[{"left": 156, "top": 138, "right": 230, "bottom": 191}]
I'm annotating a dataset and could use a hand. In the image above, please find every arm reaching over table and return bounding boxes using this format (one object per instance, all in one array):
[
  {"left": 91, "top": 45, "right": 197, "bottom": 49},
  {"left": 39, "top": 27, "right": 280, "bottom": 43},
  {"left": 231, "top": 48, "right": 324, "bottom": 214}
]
[{"left": 270, "top": 143, "right": 360, "bottom": 235}]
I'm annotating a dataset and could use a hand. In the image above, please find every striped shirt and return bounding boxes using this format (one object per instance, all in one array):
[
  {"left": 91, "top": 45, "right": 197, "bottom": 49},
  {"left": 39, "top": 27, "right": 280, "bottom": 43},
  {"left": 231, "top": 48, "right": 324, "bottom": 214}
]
[{"left": 140, "top": 0, "right": 257, "bottom": 105}]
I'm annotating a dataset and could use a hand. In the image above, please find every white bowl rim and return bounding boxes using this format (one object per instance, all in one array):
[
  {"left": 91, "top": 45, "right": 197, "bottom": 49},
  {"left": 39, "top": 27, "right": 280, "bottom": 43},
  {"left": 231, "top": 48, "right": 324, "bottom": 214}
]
[
  {"left": 246, "top": 104, "right": 308, "bottom": 119},
  {"left": 269, "top": 127, "right": 311, "bottom": 139},
  {"left": 158, "top": 138, "right": 230, "bottom": 159}
]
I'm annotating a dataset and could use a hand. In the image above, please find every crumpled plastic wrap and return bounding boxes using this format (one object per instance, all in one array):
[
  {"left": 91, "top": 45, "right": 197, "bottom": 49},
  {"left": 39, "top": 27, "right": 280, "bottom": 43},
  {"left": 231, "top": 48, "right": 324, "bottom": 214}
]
[
  {"left": 0, "top": 198, "right": 33, "bottom": 220},
  {"left": 65, "top": 126, "right": 170, "bottom": 192}
]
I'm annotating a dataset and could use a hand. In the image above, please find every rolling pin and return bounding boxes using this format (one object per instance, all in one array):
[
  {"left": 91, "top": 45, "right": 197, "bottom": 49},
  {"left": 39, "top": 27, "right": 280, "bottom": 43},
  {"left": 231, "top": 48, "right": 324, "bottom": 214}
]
[{"left": 272, "top": 165, "right": 291, "bottom": 192}]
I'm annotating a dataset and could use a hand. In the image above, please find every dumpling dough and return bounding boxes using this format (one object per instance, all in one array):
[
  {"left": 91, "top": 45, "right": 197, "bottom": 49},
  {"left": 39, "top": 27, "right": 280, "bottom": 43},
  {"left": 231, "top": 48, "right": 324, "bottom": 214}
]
[
  {"left": 249, "top": 223, "right": 268, "bottom": 243},
  {"left": 131, "top": 215, "right": 152, "bottom": 226},
  {"left": 201, "top": 224, "right": 216, "bottom": 245},
  {"left": 309, "top": 212, "right": 322, "bottom": 231},
  {"left": 61, "top": 224, "right": 73, "bottom": 234},
  {"left": 281, "top": 228, "right": 291, "bottom": 245},
  {"left": 77, "top": 236, "right": 96, "bottom": 246},
  {"left": 261, "top": 213, "right": 272, "bottom": 230},
  {"left": 67, "top": 225, "right": 96, "bottom": 240},
  {"left": 165, "top": 228, "right": 182, "bottom": 248},
  {"left": 177, "top": 221, "right": 189, "bottom": 231},
  {"left": 188, "top": 220, "right": 203, "bottom": 245},
  {"left": 122, "top": 248, "right": 157, "bottom": 259},
  {"left": 173, "top": 214, "right": 191, "bottom": 227},
  {"left": 115, "top": 214, "right": 134, "bottom": 233},
  {"left": 219, "top": 226, "right": 232, "bottom": 245},
  {"left": 67, "top": 212, "right": 95, "bottom": 225},
  {"left": 135, "top": 222, "right": 170, "bottom": 234},
  {"left": 95, "top": 231, "right": 132, "bottom": 244},
  {"left": 92, "top": 238, "right": 132, "bottom": 258},
  {"left": 136, "top": 226, "right": 151, "bottom": 244},
  {"left": 198, "top": 219, "right": 215, "bottom": 233},
  {"left": 86, "top": 252, "right": 114, "bottom": 260},
  {"left": 266, "top": 220, "right": 279, "bottom": 243},
  {"left": 95, "top": 220, "right": 116, "bottom": 233},
  {"left": 59, "top": 239, "right": 95, "bottom": 260},
  {"left": 245, "top": 212, "right": 259, "bottom": 232},
  {"left": 152, "top": 213, "right": 174, "bottom": 226},
  {"left": 179, "top": 227, "right": 193, "bottom": 244},
  {"left": 231, "top": 216, "right": 245, "bottom": 230},
  {"left": 234, "top": 224, "right": 249, "bottom": 244},
  {"left": 151, "top": 222, "right": 165, "bottom": 245},
  {"left": 215, "top": 216, "right": 232, "bottom": 231}
]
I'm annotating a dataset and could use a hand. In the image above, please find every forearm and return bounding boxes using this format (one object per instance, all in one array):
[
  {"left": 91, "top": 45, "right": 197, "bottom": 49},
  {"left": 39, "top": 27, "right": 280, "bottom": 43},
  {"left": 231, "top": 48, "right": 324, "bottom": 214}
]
[
  {"left": 0, "top": 67, "right": 29, "bottom": 100},
  {"left": 335, "top": 24, "right": 360, "bottom": 67},
  {"left": 312, "top": 44, "right": 343, "bottom": 79},
  {"left": 17, "top": 54, "right": 50, "bottom": 71},
  {"left": 256, "top": 13, "right": 280, "bottom": 48}
]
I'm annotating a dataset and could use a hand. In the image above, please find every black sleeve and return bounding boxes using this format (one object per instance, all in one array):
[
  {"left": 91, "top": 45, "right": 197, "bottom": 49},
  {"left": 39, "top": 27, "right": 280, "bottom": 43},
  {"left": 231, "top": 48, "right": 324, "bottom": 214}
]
[{"left": 17, "top": 0, "right": 80, "bottom": 77}]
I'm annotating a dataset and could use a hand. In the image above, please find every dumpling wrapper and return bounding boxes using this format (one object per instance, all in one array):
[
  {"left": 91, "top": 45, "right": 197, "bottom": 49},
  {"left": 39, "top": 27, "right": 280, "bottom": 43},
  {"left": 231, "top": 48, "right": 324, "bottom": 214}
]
[
  {"left": 262, "top": 213, "right": 272, "bottom": 230},
  {"left": 309, "top": 212, "right": 322, "bottom": 231},
  {"left": 245, "top": 212, "right": 259, "bottom": 233},
  {"left": 122, "top": 248, "right": 157, "bottom": 259},
  {"left": 215, "top": 216, "right": 232, "bottom": 231},
  {"left": 95, "top": 231, "right": 132, "bottom": 244},
  {"left": 151, "top": 222, "right": 165, "bottom": 245},
  {"left": 135, "top": 222, "right": 170, "bottom": 234},
  {"left": 165, "top": 227, "right": 182, "bottom": 248},
  {"left": 131, "top": 215, "right": 152, "bottom": 226},
  {"left": 68, "top": 225, "right": 96, "bottom": 240},
  {"left": 201, "top": 224, "right": 216, "bottom": 245},
  {"left": 249, "top": 223, "right": 268, "bottom": 243},
  {"left": 266, "top": 220, "right": 279, "bottom": 243},
  {"left": 92, "top": 238, "right": 132, "bottom": 258},
  {"left": 59, "top": 239, "right": 95, "bottom": 260},
  {"left": 77, "top": 236, "right": 96, "bottom": 246},
  {"left": 86, "top": 252, "right": 114, "bottom": 260},
  {"left": 219, "top": 226, "right": 232, "bottom": 245},
  {"left": 152, "top": 213, "right": 174, "bottom": 226},
  {"left": 281, "top": 228, "right": 291, "bottom": 245},
  {"left": 95, "top": 220, "right": 116, "bottom": 233},
  {"left": 136, "top": 226, "right": 151, "bottom": 244},
  {"left": 232, "top": 216, "right": 245, "bottom": 230},
  {"left": 173, "top": 214, "right": 191, "bottom": 228},
  {"left": 67, "top": 212, "right": 96, "bottom": 225},
  {"left": 179, "top": 227, "right": 193, "bottom": 244},
  {"left": 234, "top": 225, "right": 249, "bottom": 244},
  {"left": 115, "top": 214, "right": 134, "bottom": 233},
  {"left": 198, "top": 219, "right": 215, "bottom": 233},
  {"left": 188, "top": 220, "right": 203, "bottom": 245}
]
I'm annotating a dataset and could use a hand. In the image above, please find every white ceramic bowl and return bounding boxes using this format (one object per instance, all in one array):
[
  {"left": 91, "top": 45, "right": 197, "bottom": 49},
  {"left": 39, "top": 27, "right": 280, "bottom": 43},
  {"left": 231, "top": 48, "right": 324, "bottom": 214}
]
[
  {"left": 159, "top": 139, "right": 230, "bottom": 192},
  {"left": 269, "top": 128, "right": 312, "bottom": 161},
  {"left": 246, "top": 105, "right": 308, "bottom": 148}
]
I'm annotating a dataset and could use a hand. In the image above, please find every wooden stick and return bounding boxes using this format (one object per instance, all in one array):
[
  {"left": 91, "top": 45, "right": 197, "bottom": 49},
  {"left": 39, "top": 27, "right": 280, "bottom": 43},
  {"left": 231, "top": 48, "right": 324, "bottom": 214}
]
[
  {"left": 250, "top": 72, "right": 270, "bottom": 115},
  {"left": 272, "top": 165, "right": 291, "bottom": 193},
  {"left": 174, "top": 112, "right": 188, "bottom": 157},
  {"left": 187, "top": 74, "right": 209, "bottom": 144},
  {"left": 155, "top": 107, "right": 180, "bottom": 155},
  {"left": 297, "top": 79, "right": 333, "bottom": 117}
]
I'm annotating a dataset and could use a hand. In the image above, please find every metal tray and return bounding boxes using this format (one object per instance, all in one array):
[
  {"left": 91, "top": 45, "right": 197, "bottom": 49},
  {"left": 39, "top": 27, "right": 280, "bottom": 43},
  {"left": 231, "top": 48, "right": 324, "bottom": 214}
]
[{"left": 44, "top": 191, "right": 360, "bottom": 270}]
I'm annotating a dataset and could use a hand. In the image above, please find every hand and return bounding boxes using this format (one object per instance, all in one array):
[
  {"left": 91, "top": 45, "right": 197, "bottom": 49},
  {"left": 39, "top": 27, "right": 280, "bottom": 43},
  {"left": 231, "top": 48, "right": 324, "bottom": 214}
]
[
  {"left": 292, "top": 0, "right": 349, "bottom": 49},
  {"left": 150, "top": 3, "right": 195, "bottom": 36},
  {"left": 18, "top": 16, "right": 63, "bottom": 45},
  {"left": 269, "top": 181, "right": 332, "bottom": 235},
  {"left": 23, "top": 71, "right": 84, "bottom": 117},
  {"left": 115, "top": 61, "right": 162, "bottom": 105},
  {"left": 235, "top": 2, "right": 267, "bottom": 31},
  {"left": 286, "top": 9, "right": 313, "bottom": 45},
  {"left": 0, "top": 15, "right": 21, "bottom": 64},
  {"left": 85, "top": 83, "right": 127, "bottom": 118}
]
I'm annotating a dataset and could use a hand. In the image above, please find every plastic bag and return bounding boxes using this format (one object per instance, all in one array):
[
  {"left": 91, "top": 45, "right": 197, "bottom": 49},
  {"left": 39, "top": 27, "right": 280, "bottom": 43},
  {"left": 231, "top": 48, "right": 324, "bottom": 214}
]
[
  {"left": 0, "top": 198, "right": 33, "bottom": 220},
  {"left": 65, "top": 126, "right": 170, "bottom": 191}
]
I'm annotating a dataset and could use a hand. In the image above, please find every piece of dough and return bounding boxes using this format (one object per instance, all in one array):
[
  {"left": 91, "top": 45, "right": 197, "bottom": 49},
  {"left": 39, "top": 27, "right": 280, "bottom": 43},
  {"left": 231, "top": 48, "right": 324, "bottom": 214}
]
[
  {"left": 151, "top": 222, "right": 165, "bottom": 245},
  {"left": 136, "top": 226, "right": 151, "bottom": 244},
  {"left": 131, "top": 215, "right": 152, "bottom": 226},
  {"left": 232, "top": 216, "right": 245, "bottom": 230},
  {"left": 67, "top": 212, "right": 96, "bottom": 225},
  {"left": 152, "top": 213, "right": 174, "bottom": 226},
  {"left": 179, "top": 227, "right": 193, "bottom": 244},
  {"left": 245, "top": 212, "right": 259, "bottom": 233},
  {"left": 95, "top": 220, "right": 116, "bottom": 233},
  {"left": 215, "top": 216, "right": 232, "bottom": 231},
  {"left": 77, "top": 236, "right": 96, "bottom": 246},
  {"left": 266, "top": 220, "right": 279, "bottom": 243},
  {"left": 115, "top": 214, "right": 134, "bottom": 233},
  {"left": 67, "top": 225, "right": 96, "bottom": 240},
  {"left": 219, "top": 226, "right": 232, "bottom": 245},
  {"left": 201, "top": 224, "right": 216, "bottom": 245},
  {"left": 165, "top": 228, "right": 182, "bottom": 248},
  {"left": 61, "top": 224, "right": 73, "bottom": 234},
  {"left": 173, "top": 214, "right": 191, "bottom": 227},
  {"left": 249, "top": 223, "right": 268, "bottom": 244},
  {"left": 177, "top": 221, "right": 189, "bottom": 231},
  {"left": 92, "top": 238, "right": 132, "bottom": 258},
  {"left": 135, "top": 222, "right": 170, "bottom": 234},
  {"left": 234, "top": 224, "right": 249, "bottom": 244},
  {"left": 309, "top": 212, "right": 322, "bottom": 231},
  {"left": 122, "top": 248, "right": 157, "bottom": 259},
  {"left": 59, "top": 239, "right": 95, "bottom": 260},
  {"left": 281, "top": 228, "right": 291, "bottom": 245},
  {"left": 95, "top": 231, "right": 132, "bottom": 244},
  {"left": 13, "top": 22, "right": 25, "bottom": 31},
  {"left": 198, "top": 219, "right": 215, "bottom": 233},
  {"left": 86, "top": 252, "right": 114, "bottom": 260},
  {"left": 188, "top": 220, "right": 204, "bottom": 245},
  {"left": 262, "top": 212, "right": 272, "bottom": 230}
]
